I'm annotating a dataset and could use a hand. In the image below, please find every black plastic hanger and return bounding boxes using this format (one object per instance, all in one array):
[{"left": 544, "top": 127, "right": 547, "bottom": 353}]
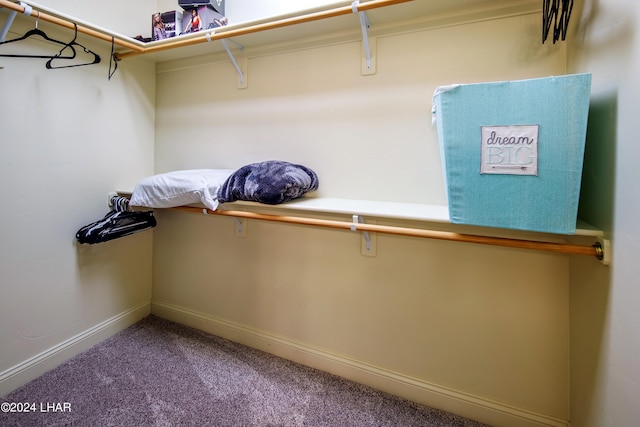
[
  {"left": 0, "top": 12, "right": 76, "bottom": 59},
  {"left": 75, "top": 210, "right": 157, "bottom": 244},
  {"left": 542, "top": 0, "right": 573, "bottom": 44},
  {"left": 45, "top": 23, "right": 101, "bottom": 69},
  {"left": 108, "top": 36, "right": 118, "bottom": 80}
]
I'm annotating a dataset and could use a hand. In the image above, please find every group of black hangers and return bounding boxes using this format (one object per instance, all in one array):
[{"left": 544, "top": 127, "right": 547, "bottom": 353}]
[
  {"left": 0, "top": 12, "right": 100, "bottom": 69},
  {"left": 542, "top": 0, "right": 574, "bottom": 44},
  {"left": 76, "top": 196, "right": 156, "bottom": 245}
]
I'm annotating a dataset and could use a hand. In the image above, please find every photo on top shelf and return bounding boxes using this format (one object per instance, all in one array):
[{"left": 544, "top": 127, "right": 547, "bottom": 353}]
[
  {"left": 181, "top": 5, "right": 227, "bottom": 35},
  {"left": 152, "top": 10, "right": 183, "bottom": 41}
]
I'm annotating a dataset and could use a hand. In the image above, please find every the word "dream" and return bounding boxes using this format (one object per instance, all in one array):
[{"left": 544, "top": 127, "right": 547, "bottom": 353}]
[{"left": 480, "top": 125, "right": 539, "bottom": 176}]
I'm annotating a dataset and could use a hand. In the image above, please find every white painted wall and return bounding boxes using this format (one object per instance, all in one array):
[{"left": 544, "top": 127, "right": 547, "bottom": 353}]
[
  {"left": 224, "top": 0, "right": 345, "bottom": 25},
  {"left": 29, "top": 0, "right": 155, "bottom": 37},
  {"left": 568, "top": 0, "right": 640, "bottom": 426},
  {"left": 0, "top": 1, "right": 156, "bottom": 395}
]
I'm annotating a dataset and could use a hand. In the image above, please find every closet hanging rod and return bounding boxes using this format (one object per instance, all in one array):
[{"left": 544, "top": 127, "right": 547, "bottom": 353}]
[
  {"left": 116, "top": 0, "right": 413, "bottom": 60},
  {"left": 172, "top": 205, "right": 605, "bottom": 260},
  {"left": 0, "top": 0, "right": 143, "bottom": 52}
]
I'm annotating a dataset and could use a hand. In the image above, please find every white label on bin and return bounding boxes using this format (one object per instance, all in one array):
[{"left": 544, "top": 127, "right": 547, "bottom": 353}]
[{"left": 481, "top": 125, "right": 539, "bottom": 176}]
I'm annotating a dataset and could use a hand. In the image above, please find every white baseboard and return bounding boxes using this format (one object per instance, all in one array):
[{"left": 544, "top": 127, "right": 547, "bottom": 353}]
[
  {"left": 0, "top": 303, "right": 150, "bottom": 397},
  {"left": 151, "top": 300, "right": 568, "bottom": 427}
]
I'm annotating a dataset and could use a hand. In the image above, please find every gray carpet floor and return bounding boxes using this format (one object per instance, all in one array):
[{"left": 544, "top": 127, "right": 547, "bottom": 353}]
[{"left": 1, "top": 315, "right": 490, "bottom": 426}]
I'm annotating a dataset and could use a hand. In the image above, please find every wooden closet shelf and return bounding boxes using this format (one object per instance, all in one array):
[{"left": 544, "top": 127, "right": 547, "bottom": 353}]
[
  {"left": 113, "top": 191, "right": 608, "bottom": 263},
  {"left": 2, "top": 0, "right": 541, "bottom": 63},
  {"left": 169, "top": 202, "right": 607, "bottom": 262}
]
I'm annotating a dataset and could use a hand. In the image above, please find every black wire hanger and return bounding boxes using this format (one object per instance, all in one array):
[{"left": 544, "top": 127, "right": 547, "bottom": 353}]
[
  {"left": 108, "top": 37, "right": 118, "bottom": 80},
  {"left": 0, "top": 11, "right": 76, "bottom": 59},
  {"left": 45, "top": 23, "right": 101, "bottom": 69},
  {"left": 542, "top": 0, "right": 574, "bottom": 44}
]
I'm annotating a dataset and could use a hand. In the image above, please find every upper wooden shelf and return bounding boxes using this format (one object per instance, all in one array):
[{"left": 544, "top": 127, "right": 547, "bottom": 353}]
[
  {"left": 126, "top": 0, "right": 541, "bottom": 63},
  {"left": 2, "top": 0, "right": 540, "bottom": 64}
]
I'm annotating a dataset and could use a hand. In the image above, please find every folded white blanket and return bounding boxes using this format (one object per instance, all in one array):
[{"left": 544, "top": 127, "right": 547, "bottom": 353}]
[{"left": 130, "top": 169, "right": 235, "bottom": 211}]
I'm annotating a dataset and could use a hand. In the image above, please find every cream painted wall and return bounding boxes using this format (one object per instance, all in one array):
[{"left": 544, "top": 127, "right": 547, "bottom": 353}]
[
  {"left": 0, "top": 1, "right": 156, "bottom": 394},
  {"left": 31, "top": 0, "right": 155, "bottom": 37},
  {"left": 224, "top": 0, "right": 347, "bottom": 25},
  {"left": 568, "top": 0, "right": 640, "bottom": 426},
  {"left": 152, "top": 9, "right": 577, "bottom": 425},
  {"left": 3, "top": 1, "right": 635, "bottom": 426}
]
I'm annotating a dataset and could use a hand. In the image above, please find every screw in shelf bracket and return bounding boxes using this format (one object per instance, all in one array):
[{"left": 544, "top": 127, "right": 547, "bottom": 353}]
[{"left": 233, "top": 217, "right": 247, "bottom": 237}]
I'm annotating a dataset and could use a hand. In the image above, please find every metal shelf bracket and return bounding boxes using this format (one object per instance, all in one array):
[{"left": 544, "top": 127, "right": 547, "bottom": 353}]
[
  {"left": 351, "top": 215, "right": 377, "bottom": 257},
  {"left": 207, "top": 33, "right": 247, "bottom": 89},
  {"left": 352, "top": 0, "right": 376, "bottom": 75},
  {"left": 0, "top": 1, "right": 29, "bottom": 43}
]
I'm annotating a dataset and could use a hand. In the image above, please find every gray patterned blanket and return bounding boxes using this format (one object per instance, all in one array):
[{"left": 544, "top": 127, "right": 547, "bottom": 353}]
[{"left": 217, "top": 160, "right": 319, "bottom": 205}]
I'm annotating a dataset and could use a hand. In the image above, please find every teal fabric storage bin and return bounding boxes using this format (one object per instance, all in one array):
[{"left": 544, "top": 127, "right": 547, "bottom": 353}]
[{"left": 432, "top": 74, "right": 591, "bottom": 234}]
